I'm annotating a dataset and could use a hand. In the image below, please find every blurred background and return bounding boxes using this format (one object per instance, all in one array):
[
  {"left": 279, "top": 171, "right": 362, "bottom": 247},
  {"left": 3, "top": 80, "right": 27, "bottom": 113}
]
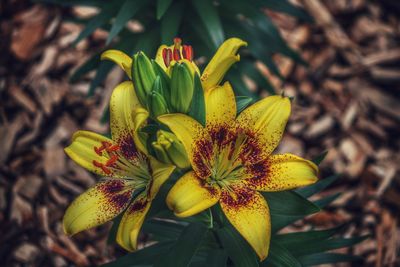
[{"left": 0, "top": 0, "right": 399, "bottom": 266}]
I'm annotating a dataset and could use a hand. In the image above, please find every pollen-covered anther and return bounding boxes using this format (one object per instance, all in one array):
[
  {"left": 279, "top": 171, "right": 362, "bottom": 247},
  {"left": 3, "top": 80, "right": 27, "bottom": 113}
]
[
  {"left": 182, "top": 45, "right": 193, "bottom": 61},
  {"left": 105, "top": 154, "right": 119, "bottom": 167},
  {"left": 93, "top": 160, "right": 111, "bottom": 175}
]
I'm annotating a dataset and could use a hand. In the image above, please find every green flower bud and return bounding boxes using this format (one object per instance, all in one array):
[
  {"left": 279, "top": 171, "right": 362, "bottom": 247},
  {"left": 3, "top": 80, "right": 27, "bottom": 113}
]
[
  {"left": 147, "top": 78, "right": 169, "bottom": 119},
  {"left": 132, "top": 52, "right": 156, "bottom": 107},
  {"left": 152, "top": 60, "right": 171, "bottom": 101},
  {"left": 170, "top": 62, "right": 194, "bottom": 113},
  {"left": 152, "top": 130, "right": 190, "bottom": 169}
]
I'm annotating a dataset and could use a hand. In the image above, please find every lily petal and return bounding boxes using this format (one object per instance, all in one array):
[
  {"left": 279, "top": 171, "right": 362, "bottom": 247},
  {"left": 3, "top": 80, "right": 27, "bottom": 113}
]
[
  {"left": 246, "top": 154, "right": 318, "bottom": 191},
  {"left": 237, "top": 95, "right": 291, "bottom": 157},
  {"left": 167, "top": 171, "right": 221, "bottom": 217},
  {"left": 63, "top": 180, "right": 133, "bottom": 235},
  {"left": 116, "top": 193, "right": 151, "bottom": 251},
  {"left": 65, "top": 130, "right": 122, "bottom": 177},
  {"left": 155, "top": 44, "right": 168, "bottom": 70},
  {"left": 220, "top": 186, "right": 271, "bottom": 260},
  {"left": 110, "top": 81, "right": 148, "bottom": 155},
  {"left": 158, "top": 114, "right": 207, "bottom": 175},
  {"left": 201, "top": 38, "right": 247, "bottom": 91},
  {"left": 205, "top": 82, "right": 236, "bottom": 126},
  {"left": 148, "top": 157, "right": 176, "bottom": 199},
  {"left": 101, "top": 50, "right": 132, "bottom": 79}
]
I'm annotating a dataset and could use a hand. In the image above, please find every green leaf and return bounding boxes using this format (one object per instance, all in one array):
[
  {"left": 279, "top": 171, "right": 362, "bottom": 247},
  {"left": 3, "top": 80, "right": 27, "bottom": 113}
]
[
  {"left": 296, "top": 174, "right": 339, "bottom": 198},
  {"left": 188, "top": 74, "right": 206, "bottom": 126},
  {"left": 101, "top": 241, "right": 173, "bottom": 267},
  {"left": 261, "top": 241, "right": 301, "bottom": 267},
  {"left": 239, "top": 60, "right": 275, "bottom": 95},
  {"left": 312, "top": 151, "right": 328, "bottom": 165},
  {"left": 142, "top": 219, "right": 185, "bottom": 241},
  {"left": 236, "top": 96, "right": 253, "bottom": 114},
  {"left": 264, "top": 191, "right": 320, "bottom": 216},
  {"left": 258, "top": 0, "right": 312, "bottom": 22},
  {"left": 290, "top": 236, "right": 368, "bottom": 257},
  {"left": 69, "top": 52, "right": 100, "bottom": 83},
  {"left": 106, "top": 0, "right": 148, "bottom": 45},
  {"left": 161, "top": 1, "right": 184, "bottom": 43},
  {"left": 88, "top": 61, "right": 114, "bottom": 96},
  {"left": 73, "top": 2, "right": 119, "bottom": 46},
  {"left": 106, "top": 213, "right": 123, "bottom": 245},
  {"left": 314, "top": 192, "right": 341, "bottom": 208},
  {"left": 217, "top": 226, "right": 258, "bottom": 267},
  {"left": 155, "top": 223, "right": 208, "bottom": 267},
  {"left": 191, "top": 0, "right": 224, "bottom": 48},
  {"left": 205, "top": 249, "right": 227, "bottom": 267},
  {"left": 299, "top": 253, "right": 362, "bottom": 266},
  {"left": 157, "top": 0, "right": 174, "bottom": 19}
]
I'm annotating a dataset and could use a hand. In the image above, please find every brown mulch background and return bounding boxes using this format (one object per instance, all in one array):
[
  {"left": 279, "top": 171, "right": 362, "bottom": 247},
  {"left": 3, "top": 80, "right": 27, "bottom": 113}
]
[{"left": 0, "top": 0, "right": 399, "bottom": 266}]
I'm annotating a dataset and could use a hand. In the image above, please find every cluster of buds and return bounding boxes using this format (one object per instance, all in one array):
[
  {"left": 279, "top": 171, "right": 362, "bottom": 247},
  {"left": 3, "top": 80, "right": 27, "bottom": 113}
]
[{"left": 132, "top": 38, "right": 195, "bottom": 119}]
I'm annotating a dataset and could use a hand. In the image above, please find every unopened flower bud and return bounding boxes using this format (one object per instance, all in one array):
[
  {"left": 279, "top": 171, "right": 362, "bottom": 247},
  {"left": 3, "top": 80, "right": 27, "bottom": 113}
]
[
  {"left": 152, "top": 130, "right": 190, "bottom": 169},
  {"left": 132, "top": 52, "right": 156, "bottom": 107},
  {"left": 147, "top": 90, "right": 169, "bottom": 119},
  {"left": 170, "top": 62, "right": 194, "bottom": 113}
]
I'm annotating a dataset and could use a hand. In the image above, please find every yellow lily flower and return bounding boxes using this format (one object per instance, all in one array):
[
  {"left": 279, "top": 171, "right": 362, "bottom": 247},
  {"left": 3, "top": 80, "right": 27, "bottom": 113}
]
[
  {"left": 63, "top": 81, "right": 175, "bottom": 251},
  {"left": 101, "top": 37, "right": 247, "bottom": 91},
  {"left": 158, "top": 83, "right": 318, "bottom": 260}
]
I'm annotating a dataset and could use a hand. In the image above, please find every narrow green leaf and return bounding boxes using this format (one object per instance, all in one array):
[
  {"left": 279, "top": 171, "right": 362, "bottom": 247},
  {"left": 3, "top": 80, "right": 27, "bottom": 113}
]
[
  {"left": 69, "top": 52, "right": 100, "bottom": 83},
  {"left": 236, "top": 96, "right": 253, "bottom": 114},
  {"left": 106, "top": 0, "right": 147, "bottom": 45},
  {"left": 312, "top": 151, "right": 328, "bottom": 165},
  {"left": 157, "top": 0, "right": 174, "bottom": 19},
  {"left": 88, "top": 61, "right": 114, "bottom": 96},
  {"left": 155, "top": 223, "right": 208, "bottom": 267},
  {"left": 264, "top": 191, "right": 320, "bottom": 216},
  {"left": 161, "top": 1, "right": 184, "bottom": 43},
  {"left": 217, "top": 226, "right": 258, "bottom": 267},
  {"left": 101, "top": 241, "right": 173, "bottom": 267},
  {"left": 290, "top": 236, "right": 368, "bottom": 257},
  {"left": 142, "top": 219, "right": 184, "bottom": 241},
  {"left": 274, "top": 227, "right": 341, "bottom": 249},
  {"left": 106, "top": 213, "right": 122, "bottom": 245},
  {"left": 191, "top": 0, "right": 224, "bottom": 48},
  {"left": 206, "top": 249, "right": 228, "bottom": 267},
  {"left": 314, "top": 192, "right": 341, "bottom": 208},
  {"left": 258, "top": 0, "right": 312, "bottom": 22},
  {"left": 261, "top": 241, "right": 301, "bottom": 267},
  {"left": 188, "top": 74, "right": 206, "bottom": 126},
  {"left": 73, "top": 3, "right": 119, "bottom": 46},
  {"left": 299, "top": 252, "right": 362, "bottom": 266},
  {"left": 296, "top": 174, "right": 339, "bottom": 198}
]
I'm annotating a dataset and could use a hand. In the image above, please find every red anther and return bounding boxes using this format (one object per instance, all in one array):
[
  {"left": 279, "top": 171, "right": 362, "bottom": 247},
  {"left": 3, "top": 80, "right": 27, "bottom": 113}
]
[
  {"left": 173, "top": 47, "right": 181, "bottom": 61},
  {"left": 162, "top": 48, "right": 172, "bottom": 67},
  {"left": 93, "top": 160, "right": 111, "bottom": 175},
  {"left": 106, "top": 144, "right": 120, "bottom": 153},
  {"left": 94, "top": 145, "right": 105, "bottom": 155},
  {"left": 173, "top": 37, "right": 182, "bottom": 47},
  {"left": 182, "top": 45, "right": 193, "bottom": 61},
  {"left": 105, "top": 155, "right": 119, "bottom": 166}
]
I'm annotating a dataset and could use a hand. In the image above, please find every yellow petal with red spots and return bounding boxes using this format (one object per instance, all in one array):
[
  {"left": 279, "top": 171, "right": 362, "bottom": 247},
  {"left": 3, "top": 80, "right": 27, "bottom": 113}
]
[
  {"left": 237, "top": 95, "right": 291, "bottom": 157},
  {"left": 101, "top": 49, "right": 132, "bottom": 78},
  {"left": 64, "top": 130, "right": 123, "bottom": 177},
  {"left": 201, "top": 38, "right": 247, "bottom": 91},
  {"left": 246, "top": 153, "right": 318, "bottom": 191},
  {"left": 220, "top": 186, "right": 271, "bottom": 260},
  {"left": 110, "top": 81, "right": 148, "bottom": 155},
  {"left": 167, "top": 171, "right": 221, "bottom": 217},
  {"left": 116, "top": 193, "right": 151, "bottom": 251},
  {"left": 63, "top": 180, "right": 133, "bottom": 235},
  {"left": 205, "top": 82, "right": 236, "bottom": 126},
  {"left": 148, "top": 157, "right": 176, "bottom": 199}
]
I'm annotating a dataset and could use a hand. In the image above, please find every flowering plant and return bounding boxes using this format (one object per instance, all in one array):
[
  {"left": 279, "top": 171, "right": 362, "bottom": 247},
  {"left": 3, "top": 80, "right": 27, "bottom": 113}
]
[{"left": 64, "top": 38, "right": 365, "bottom": 266}]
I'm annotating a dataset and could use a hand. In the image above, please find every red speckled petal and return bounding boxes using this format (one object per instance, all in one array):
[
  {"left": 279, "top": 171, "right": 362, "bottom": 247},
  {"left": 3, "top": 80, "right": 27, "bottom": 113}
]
[
  {"left": 220, "top": 186, "right": 271, "bottom": 260},
  {"left": 116, "top": 193, "right": 151, "bottom": 251},
  {"left": 245, "top": 153, "right": 318, "bottom": 192},
  {"left": 64, "top": 130, "right": 122, "bottom": 177},
  {"left": 63, "top": 180, "right": 133, "bottom": 236},
  {"left": 110, "top": 81, "right": 149, "bottom": 155},
  {"left": 236, "top": 95, "right": 291, "bottom": 157},
  {"left": 166, "top": 171, "right": 221, "bottom": 217}
]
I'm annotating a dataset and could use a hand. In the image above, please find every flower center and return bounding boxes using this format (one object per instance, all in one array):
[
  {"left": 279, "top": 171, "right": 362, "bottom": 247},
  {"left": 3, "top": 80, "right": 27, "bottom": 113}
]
[
  {"left": 162, "top": 38, "right": 193, "bottom": 67},
  {"left": 92, "top": 140, "right": 152, "bottom": 189},
  {"left": 194, "top": 126, "right": 265, "bottom": 189}
]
